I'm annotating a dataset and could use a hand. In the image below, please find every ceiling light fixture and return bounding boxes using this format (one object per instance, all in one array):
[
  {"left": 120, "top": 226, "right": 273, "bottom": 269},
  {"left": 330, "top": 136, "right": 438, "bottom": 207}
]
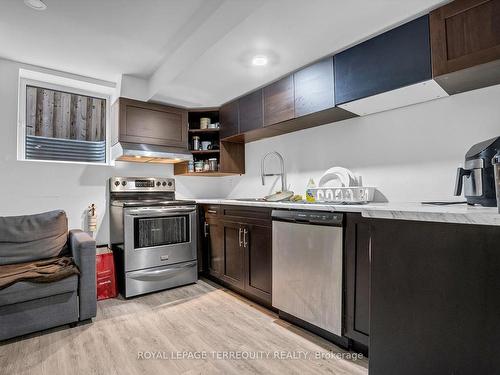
[
  {"left": 24, "top": 0, "right": 47, "bottom": 11},
  {"left": 251, "top": 55, "right": 268, "bottom": 67}
]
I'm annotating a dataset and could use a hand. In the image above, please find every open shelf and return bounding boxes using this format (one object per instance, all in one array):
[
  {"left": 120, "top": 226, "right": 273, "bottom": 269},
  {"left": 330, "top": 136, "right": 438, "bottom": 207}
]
[
  {"left": 188, "top": 128, "right": 220, "bottom": 134},
  {"left": 190, "top": 150, "right": 220, "bottom": 155},
  {"left": 175, "top": 172, "right": 236, "bottom": 177},
  {"left": 176, "top": 109, "right": 244, "bottom": 176}
]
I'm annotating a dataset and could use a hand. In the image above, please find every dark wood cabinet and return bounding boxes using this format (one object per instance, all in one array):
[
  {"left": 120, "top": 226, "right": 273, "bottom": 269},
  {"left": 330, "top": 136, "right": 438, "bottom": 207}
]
[
  {"left": 430, "top": 0, "right": 500, "bottom": 93},
  {"left": 114, "top": 97, "right": 187, "bottom": 149},
  {"left": 263, "top": 75, "right": 295, "bottom": 126},
  {"left": 369, "top": 219, "right": 500, "bottom": 375},
  {"left": 204, "top": 216, "right": 223, "bottom": 279},
  {"left": 344, "top": 214, "right": 371, "bottom": 349},
  {"left": 335, "top": 15, "right": 432, "bottom": 104},
  {"left": 219, "top": 100, "right": 239, "bottom": 139},
  {"left": 294, "top": 57, "right": 335, "bottom": 116},
  {"left": 201, "top": 205, "right": 272, "bottom": 306},
  {"left": 238, "top": 90, "right": 263, "bottom": 133},
  {"left": 244, "top": 223, "right": 272, "bottom": 303},
  {"left": 219, "top": 141, "right": 245, "bottom": 175},
  {"left": 220, "top": 221, "right": 246, "bottom": 289}
]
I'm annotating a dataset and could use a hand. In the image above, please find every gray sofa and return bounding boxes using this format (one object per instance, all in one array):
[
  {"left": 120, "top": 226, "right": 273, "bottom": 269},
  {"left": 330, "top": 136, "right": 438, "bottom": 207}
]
[{"left": 0, "top": 210, "right": 96, "bottom": 341}]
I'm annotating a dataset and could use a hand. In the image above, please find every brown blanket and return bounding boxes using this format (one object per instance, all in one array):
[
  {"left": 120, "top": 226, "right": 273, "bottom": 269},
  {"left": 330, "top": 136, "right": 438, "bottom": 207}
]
[{"left": 0, "top": 256, "right": 80, "bottom": 290}]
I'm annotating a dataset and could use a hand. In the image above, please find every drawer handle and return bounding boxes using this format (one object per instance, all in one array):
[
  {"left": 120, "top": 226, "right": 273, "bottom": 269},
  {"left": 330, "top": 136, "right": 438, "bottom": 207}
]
[
  {"left": 160, "top": 255, "right": 169, "bottom": 261},
  {"left": 239, "top": 228, "right": 243, "bottom": 247},
  {"left": 207, "top": 210, "right": 217, "bottom": 214}
]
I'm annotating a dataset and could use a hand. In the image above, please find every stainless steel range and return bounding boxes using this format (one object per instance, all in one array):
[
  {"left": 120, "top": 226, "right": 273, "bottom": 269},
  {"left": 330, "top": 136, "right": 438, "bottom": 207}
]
[{"left": 109, "top": 177, "right": 197, "bottom": 298}]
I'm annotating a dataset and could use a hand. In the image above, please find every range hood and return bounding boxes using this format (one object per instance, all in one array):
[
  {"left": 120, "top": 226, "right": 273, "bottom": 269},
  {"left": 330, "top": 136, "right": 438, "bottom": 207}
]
[{"left": 111, "top": 142, "right": 193, "bottom": 164}]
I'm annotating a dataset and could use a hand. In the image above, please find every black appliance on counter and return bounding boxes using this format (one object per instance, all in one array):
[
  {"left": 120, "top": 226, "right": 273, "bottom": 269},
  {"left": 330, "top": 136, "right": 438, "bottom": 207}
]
[{"left": 454, "top": 136, "right": 500, "bottom": 206}]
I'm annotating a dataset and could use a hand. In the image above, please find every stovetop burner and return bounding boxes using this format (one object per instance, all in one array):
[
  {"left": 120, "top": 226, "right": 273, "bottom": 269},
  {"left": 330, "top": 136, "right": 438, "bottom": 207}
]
[{"left": 109, "top": 177, "right": 196, "bottom": 207}]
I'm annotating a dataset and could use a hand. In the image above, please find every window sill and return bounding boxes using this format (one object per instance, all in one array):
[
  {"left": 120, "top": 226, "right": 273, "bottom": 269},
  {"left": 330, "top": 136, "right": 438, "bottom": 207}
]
[{"left": 17, "top": 158, "right": 113, "bottom": 167}]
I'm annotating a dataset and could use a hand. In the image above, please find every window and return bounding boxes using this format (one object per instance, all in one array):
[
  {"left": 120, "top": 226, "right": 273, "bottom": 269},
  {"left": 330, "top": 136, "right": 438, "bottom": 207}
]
[{"left": 18, "top": 77, "right": 110, "bottom": 164}]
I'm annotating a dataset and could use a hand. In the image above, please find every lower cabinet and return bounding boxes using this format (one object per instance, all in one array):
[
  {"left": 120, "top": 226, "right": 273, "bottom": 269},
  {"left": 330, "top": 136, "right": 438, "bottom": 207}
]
[
  {"left": 245, "top": 223, "right": 272, "bottom": 303},
  {"left": 202, "top": 205, "right": 272, "bottom": 306},
  {"left": 344, "top": 213, "right": 371, "bottom": 349},
  {"left": 205, "top": 216, "right": 223, "bottom": 279},
  {"left": 369, "top": 219, "right": 500, "bottom": 375},
  {"left": 220, "top": 221, "right": 246, "bottom": 289}
]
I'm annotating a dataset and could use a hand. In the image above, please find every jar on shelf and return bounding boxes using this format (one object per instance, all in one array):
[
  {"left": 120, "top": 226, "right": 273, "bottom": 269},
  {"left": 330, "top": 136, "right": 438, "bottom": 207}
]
[
  {"left": 187, "top": 160, "right": 194, "bottom": 173},
  {"left": 192, "top": 136, "right": 201, "bottom": 151},
  {"left": 203, "top": 160, "right": 210, "bottom": 172},
  {"left": 194, "top": 161, "right": 204, "bottom": 173},
  {"left": 208, "top": 158, "right": 218, "bottom": 171}
]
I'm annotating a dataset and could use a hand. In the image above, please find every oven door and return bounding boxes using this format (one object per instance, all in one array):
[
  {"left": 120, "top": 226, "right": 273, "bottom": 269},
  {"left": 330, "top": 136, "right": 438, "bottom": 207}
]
[{"left": 123, "top": 206, "right": 197, "bottom": 272}]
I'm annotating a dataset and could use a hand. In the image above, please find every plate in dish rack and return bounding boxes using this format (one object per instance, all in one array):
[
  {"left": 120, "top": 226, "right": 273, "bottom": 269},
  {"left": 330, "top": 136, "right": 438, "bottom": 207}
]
[{"left": 306, "top": 187, "right": 376, "bottom": 204}]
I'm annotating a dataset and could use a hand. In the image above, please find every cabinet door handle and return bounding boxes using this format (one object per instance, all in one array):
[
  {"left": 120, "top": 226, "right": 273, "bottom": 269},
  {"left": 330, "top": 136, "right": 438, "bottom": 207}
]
[
  {"left": 204, "top": 222, "right": 209, "bottom": 237},
  {"left": 239, "top": 228, "right": 243, "bottom": 247},
  {"left": 243, "top": 228, "right": 248, "bottom": 248}
]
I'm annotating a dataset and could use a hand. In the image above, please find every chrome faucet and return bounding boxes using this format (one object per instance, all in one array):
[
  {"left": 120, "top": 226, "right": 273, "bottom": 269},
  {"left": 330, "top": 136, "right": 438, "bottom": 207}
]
[{"left": 261, "top": 151, "right": 287, "bottom": 192}]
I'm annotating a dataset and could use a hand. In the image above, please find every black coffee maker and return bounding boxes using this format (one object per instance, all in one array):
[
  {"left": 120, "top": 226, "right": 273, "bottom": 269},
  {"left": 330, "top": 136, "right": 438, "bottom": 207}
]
[{"left": 455, "top": 137, "right": 500, "bottom": 206}]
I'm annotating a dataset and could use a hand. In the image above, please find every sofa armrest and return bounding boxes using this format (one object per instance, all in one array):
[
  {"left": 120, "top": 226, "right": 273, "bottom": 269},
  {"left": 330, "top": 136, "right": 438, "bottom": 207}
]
[{"left": 69, "top": 229, "right": 96, "bottom": 321}]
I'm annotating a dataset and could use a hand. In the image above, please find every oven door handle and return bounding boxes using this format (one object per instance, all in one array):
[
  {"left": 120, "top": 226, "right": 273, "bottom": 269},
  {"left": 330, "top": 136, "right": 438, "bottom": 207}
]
[
  {"left": 125, "top": 207, "right": 196, "bottom": 216},
  {"left": 127, "top": 261, "right": 197, "bottom": 281}
]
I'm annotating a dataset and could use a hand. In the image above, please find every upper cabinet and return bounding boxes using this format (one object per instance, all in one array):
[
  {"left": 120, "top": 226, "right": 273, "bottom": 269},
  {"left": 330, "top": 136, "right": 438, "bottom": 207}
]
[
  {"left": 294, "top": 57, "right": 335, "bottom": 117},
  {"left": 335, "top": 15, "right": 448, "bottom": 115},
  {"left": 263, "top": 75, "right": 295, "bottom": 126},
  {"left": 114, "top": 98, "right": 187, "bottom": 149},
  {"left": 430, "top": 0, "right": 500, "bottom": 94},
  {"left": 219, "top": 100, "right": 239, "bottom": 139},
  {"left": 238, "top": 89, "right": 263, "bottom": 133}
]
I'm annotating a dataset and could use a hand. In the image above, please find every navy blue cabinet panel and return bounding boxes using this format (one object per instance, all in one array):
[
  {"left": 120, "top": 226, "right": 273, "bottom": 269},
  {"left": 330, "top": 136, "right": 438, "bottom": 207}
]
[{"left": 335, "top": 15, "right": 432, "bottom": 104}]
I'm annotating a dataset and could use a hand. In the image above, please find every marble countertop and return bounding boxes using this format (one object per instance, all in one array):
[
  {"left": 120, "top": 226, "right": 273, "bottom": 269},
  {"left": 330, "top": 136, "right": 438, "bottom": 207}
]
[{"left": 194, "top": 199, "right": 500, "bottom": 226}]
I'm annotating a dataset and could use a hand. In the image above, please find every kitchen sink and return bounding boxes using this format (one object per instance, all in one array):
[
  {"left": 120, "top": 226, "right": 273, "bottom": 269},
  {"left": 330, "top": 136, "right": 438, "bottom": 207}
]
[{"left": 233, "top": 198, "right": 266, "bottom": 202}]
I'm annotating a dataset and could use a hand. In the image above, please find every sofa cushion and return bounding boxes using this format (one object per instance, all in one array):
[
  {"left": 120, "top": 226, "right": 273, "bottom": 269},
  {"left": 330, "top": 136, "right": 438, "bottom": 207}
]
[
  {"left": 0, "top": 274, "right": 77, "bottom": 307},
  {"left": 0, "top": 210, "right": 68, "bottom": 265}
]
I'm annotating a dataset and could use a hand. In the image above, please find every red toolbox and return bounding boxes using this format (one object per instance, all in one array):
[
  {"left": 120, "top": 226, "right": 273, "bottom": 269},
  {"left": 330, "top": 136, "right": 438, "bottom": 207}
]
[{"left": 96, "top": 248, "right": 117, "bottom": 300}]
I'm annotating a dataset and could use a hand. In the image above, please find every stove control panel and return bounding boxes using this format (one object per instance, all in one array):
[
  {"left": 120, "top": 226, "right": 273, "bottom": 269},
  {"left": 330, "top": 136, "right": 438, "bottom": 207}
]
[{"left": 110, "top": 177, "right": 175, "bottom": 192}]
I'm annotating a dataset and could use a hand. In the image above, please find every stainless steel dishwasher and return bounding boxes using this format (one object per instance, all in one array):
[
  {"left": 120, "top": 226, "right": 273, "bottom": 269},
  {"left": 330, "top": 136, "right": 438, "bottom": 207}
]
[{"left": 272, "top": 210, "right": 343, "bottom": 336}]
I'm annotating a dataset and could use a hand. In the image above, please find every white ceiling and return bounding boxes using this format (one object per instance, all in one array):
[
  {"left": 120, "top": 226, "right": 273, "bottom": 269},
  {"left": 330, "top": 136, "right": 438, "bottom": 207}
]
[{"left": 0, "top": 0, "right": 448, "bottom": 107}]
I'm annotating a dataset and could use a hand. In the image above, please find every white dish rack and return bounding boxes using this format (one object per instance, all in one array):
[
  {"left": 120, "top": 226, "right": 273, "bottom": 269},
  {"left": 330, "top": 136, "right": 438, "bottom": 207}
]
[
  {"left": 307, "top": 167, "right": 376, "bottom": 204},
  {"left": 306, "top": 186, "right": 375, "bottom": 204}
]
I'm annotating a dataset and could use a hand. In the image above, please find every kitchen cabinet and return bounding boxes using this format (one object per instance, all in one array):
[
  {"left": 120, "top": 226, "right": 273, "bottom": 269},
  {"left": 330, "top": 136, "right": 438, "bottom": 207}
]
[
  {"left": 244, "top": 223, "right": 272, "bottom": 303},
  {"left": 204, "top": 216, "right": 223, "bottom": 278},
  {"left": 219, "top": 100, "right": 239, "bottom": 139},
  {"left": 430, "top": 0, "right": 500, "bottom": 94},
  {"left": 335, "top": 16, "right": 447, "bottom": 116},
  {"left": 220, "top": 221, "right": 246, "bottom": 290},
  {"left": 174, "top": 109, "right": 245, "bottom": 176},
  {"left": 294, "top": 57, "right": 335, "bottom": 117},
  {"left": 335, "top": 15, "right": 432, "bottom": 104},
  {"left": 201, "top": 205, "right": 272, "bottom": 306},
  {"left": 113, "top": 97, "right": 187, "bottom": 149},
  {"left": 369, "top": 219, "right": 500, "bottom": 375},
  {"left": 263, "top": 75, "right": 295, "bottom": 126},
  {"left": 344, "top": 214, "right": 371, "bottom": 350},
  {"left": 238, "top": 89, "right": 263, "bottom": 133}
]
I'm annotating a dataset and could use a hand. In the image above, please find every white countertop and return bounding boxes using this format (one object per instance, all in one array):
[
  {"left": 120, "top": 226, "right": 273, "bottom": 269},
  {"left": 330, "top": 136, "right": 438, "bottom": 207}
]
[{"left": 195, "top": 199, "right": 500, "bottom": 226}]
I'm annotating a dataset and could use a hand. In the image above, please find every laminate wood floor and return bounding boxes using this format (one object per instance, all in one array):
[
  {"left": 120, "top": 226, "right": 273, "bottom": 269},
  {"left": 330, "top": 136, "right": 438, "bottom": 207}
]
[{"left": 0, "top": 279, "right": 368, "bottom": 375}]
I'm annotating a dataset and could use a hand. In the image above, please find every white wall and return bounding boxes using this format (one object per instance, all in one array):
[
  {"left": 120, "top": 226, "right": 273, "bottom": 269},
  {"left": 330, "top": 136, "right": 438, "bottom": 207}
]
[
  {"left": 0, "top": 58, "right": 225, "bottom": 245},
  {"left": 225, "top": 84, "right": 500, "bottom": 202},
  {"left": 2, "top": 55, "right": 500, "bottom": 246}
]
